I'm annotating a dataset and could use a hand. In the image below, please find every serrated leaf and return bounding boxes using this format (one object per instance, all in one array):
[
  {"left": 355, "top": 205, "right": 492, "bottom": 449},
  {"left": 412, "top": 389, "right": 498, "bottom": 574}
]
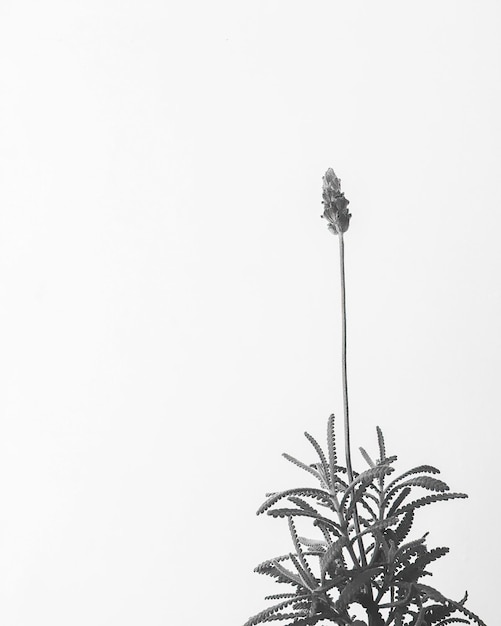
[
  {"left": 356, "top": 496, "right": 378, "bottom": 522},
  {"left": 260, "top": 612, "right": 308, "bottom": 622},
  {"left": 257, "top": 488, "right": 335, "bottom": 515},
  {"left": 372, "top": 528, "right": 391, "bottom": 562},
  {"left": 287, "top": 496, "right": 320, "bottom": 515},
  {"left": 282, "top": 453, "right": 324, "bottom": 482},
  {"left": 288, "top": 518, "right": 317, "bottom": 587},
  {"left": 384, "top": 476, "right": 450, "bottom": 506},
  {"left": 277, "top": 615, "right": 326, "bottom": 626},
  {"left": 379, "top": 583, "right": 413, "bottom": 609},
  {"left": 327, "top": 414, "right": 338, "bottom": 490},
  {"left": 320, "top": 537, "right": 348, "bottom": 578},
  {"left": 346, "top": 483, "right": 379, "bottom": 521},
  {"left": 266, "top": 508, "right": 341, "bottom": 534},
  {"left": 270, "top": 560, "right": 305, "bottom": 588},
  {"left": 417, "top": 583, "right": 448, "bottom": 602},
  {"left": 419, "top": 601, "right": 455, "bottom": 624},
  {"left": 336, "top": 567, "right": 382, "bottom": 610},
  {"left": 340, "top": 465, "right": 393, "bottom": 510},
  {"left": 289, "top": 554, "right": 317, "bottom": 591},
  {"left": 387, "top": 487, "right": 412, "bottom": 517},
  {"left": 395, "top": 493, "right": 467, "bottom": 517},
  {"left": 416, "top": 547, "right": 449, "bottom": 571},
  {"left": 264, "top": 593, "right": 298, "bottom": 601},
  {"left": 315, "top": 521, "right": 335, "bottom": 546},
  {"left": 391, "top": 511, "right": 414, "bottom": 547},
  {"left": 255, "top": 554, "right": 291, "bottom": 573},
  {"left": 394, "top": 535, "right": 428, "bottom": 564},
  {"left": 376, "top": 426, "right": 386, "bottom": 463},
  {"left": 304, "top": 431, "right": 331, "bottom": 488},
  {"left": 351, "top": 516, "right": 399, "bottom": 543},
  {"left": 385, "top": 454, "right": 398, "bottom": 463},
  {"left": 386, "top": 465, "right": 441, "bottom": 491},
  {"left": 447, "top": 600, "right": 487, "bottom": 626},
  {"left": 243, "top": 594, "right": 309, "bottom": 626},
  {"left": 267, "top": 508, "right": 315, "bottom": 519}
]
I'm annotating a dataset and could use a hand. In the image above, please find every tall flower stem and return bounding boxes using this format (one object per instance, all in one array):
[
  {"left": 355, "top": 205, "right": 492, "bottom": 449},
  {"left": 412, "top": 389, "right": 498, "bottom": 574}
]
[
  {"left": 338, "top": 233, "right": 353, "bottom": 483},
  {"left": 338, "top": 232, "right": 366, "bottom": 567}
]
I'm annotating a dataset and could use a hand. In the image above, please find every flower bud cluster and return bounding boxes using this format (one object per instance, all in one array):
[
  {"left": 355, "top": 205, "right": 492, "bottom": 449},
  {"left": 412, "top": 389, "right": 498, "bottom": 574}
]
[{"left": 321, "top": 168, "right": 351, "bottom": 234}]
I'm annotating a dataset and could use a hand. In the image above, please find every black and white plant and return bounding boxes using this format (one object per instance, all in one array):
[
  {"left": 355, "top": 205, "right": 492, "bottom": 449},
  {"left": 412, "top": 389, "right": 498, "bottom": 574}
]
[{"left": 243, "top": 170, "right": 485, "bottom": 626}]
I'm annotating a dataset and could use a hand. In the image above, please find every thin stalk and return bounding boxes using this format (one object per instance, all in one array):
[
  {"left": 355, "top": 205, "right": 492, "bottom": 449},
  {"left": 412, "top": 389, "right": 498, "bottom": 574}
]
[
  {"left": 338, "top": 232, "right": 367, "bottom": 567},
  {"left": 338, "top": 232, "right": 354, "bottom": 483}
]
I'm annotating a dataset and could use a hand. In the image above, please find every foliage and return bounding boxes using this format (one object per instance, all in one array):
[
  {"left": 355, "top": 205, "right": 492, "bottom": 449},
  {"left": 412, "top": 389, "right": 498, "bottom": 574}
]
[{"left": 244, "top": 416, "right": 485, "bottom": 626}]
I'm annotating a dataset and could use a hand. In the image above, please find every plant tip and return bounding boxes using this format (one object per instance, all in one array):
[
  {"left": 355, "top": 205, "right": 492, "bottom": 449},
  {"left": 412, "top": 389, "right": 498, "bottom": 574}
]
[{"left": 321, "top": 167, "right": 351, "bottom": 234}]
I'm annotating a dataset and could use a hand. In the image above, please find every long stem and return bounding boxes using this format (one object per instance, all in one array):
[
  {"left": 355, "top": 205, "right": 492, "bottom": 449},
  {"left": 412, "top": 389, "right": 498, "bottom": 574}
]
[
  {"left": 338, "top": 232, "right": 366, "bottom": 567},
  {"left": 338, "top": 232, "right": 354, "bottom": 483}
]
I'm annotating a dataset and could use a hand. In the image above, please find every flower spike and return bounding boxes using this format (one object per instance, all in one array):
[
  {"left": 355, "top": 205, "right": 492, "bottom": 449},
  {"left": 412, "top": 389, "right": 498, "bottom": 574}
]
[{"left": 321, "top": 168, "right": 351, "bottom": 234}]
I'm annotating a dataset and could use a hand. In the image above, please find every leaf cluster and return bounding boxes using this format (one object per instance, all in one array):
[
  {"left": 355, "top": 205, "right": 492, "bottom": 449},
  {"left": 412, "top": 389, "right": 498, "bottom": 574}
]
[{"left": 244, "top": 416, "right": 484, "bottom": 626}]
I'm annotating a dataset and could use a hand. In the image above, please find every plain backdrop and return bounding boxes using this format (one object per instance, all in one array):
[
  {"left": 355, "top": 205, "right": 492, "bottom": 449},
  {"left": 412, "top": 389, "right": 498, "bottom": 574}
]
[{"left": 0, "top": 1, "right": 500, "bottom": 625}]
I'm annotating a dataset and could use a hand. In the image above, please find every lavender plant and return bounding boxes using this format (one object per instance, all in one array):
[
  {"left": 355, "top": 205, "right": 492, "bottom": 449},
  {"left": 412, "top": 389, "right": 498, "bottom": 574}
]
[{"left": 243, "top": 170, "right": 485, "bottom": 626}]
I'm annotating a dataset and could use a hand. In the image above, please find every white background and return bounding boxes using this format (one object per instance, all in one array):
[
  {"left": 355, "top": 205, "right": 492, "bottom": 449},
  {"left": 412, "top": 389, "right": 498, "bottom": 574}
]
[{"left": 0, "top": 1, "right": 500, "bottom": 625}]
